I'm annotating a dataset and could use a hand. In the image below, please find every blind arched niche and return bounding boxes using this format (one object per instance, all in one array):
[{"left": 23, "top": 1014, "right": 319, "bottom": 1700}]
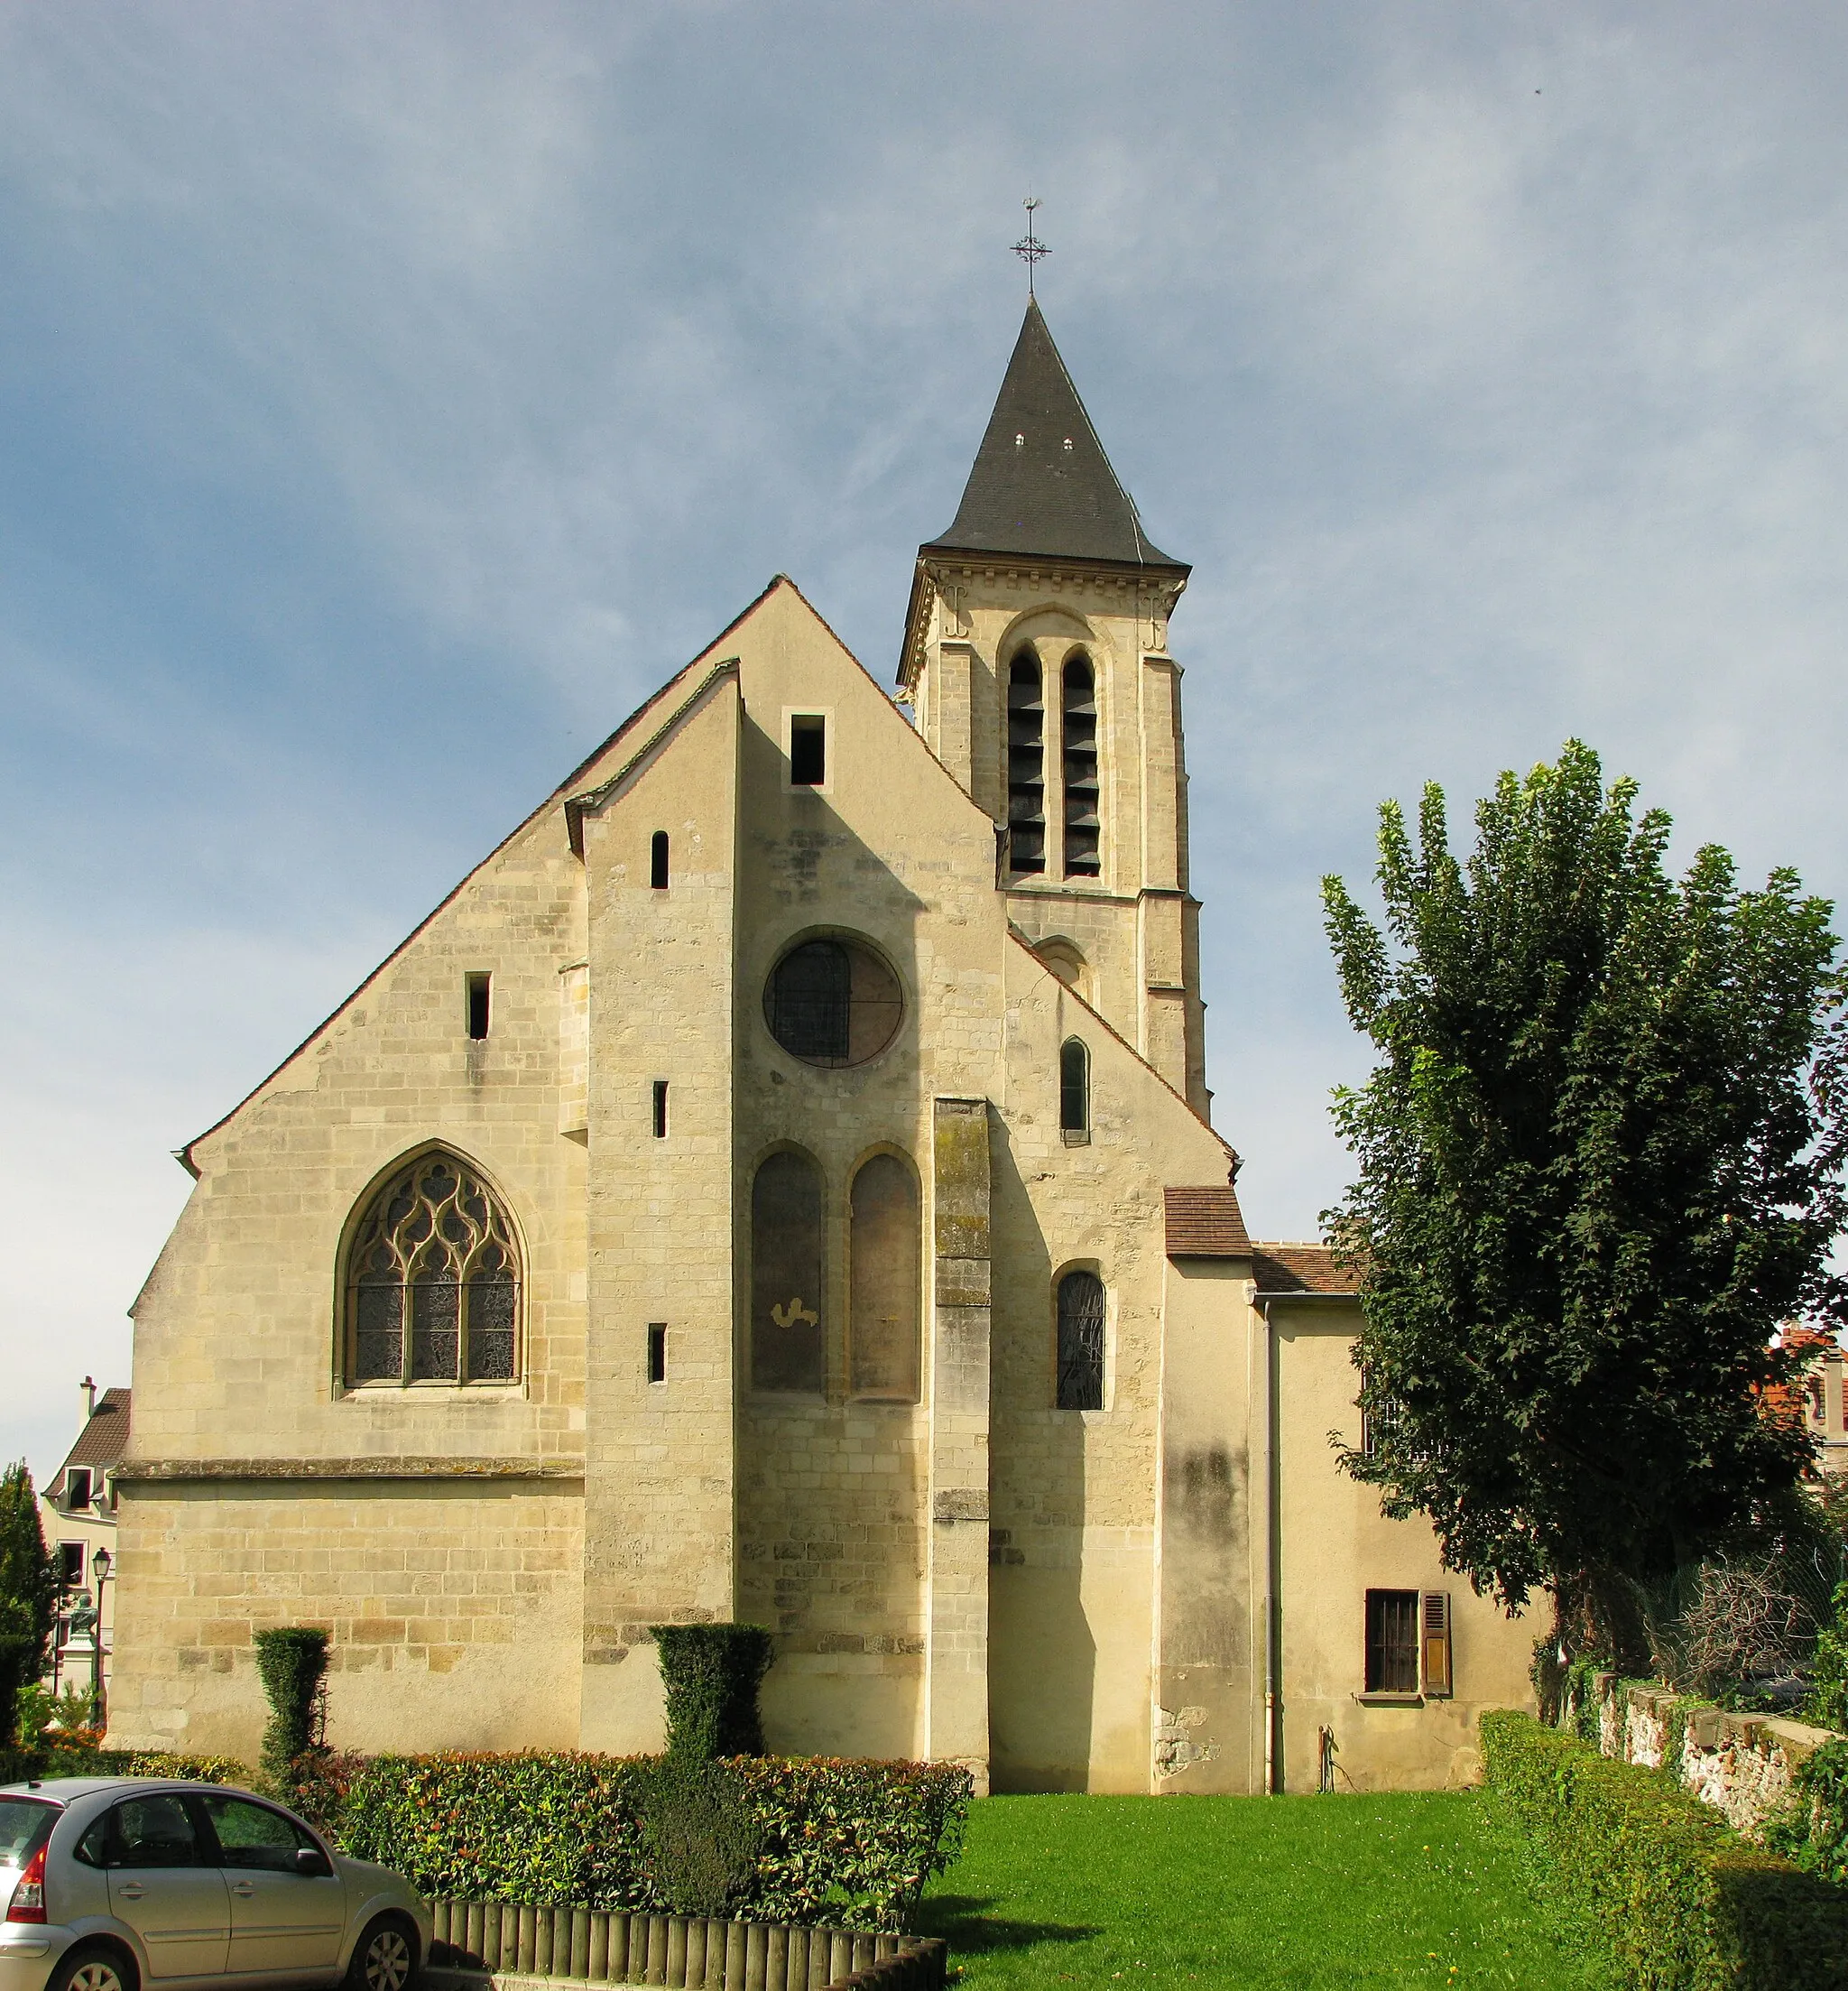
[
  {"left": 849, "top": 1153, "right": 920, "bottom": 1401},
  {"left": 751, "top": 1150, "right": 826, "bottom": 1394}
]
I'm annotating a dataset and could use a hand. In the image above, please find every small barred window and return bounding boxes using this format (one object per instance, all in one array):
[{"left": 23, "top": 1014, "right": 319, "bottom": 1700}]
[{"left": 345, "top": 1152, "right": 521, "bottom": 1388}]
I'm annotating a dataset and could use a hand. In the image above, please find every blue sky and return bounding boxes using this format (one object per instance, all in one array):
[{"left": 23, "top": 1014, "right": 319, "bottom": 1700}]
[{"left": 5, "top": 2, "right": 1847, "bottom": 1480}]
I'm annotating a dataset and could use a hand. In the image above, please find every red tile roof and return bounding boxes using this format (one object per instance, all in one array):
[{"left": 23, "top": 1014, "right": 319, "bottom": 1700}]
[
  {"left": 50, "top": 1389, "right": 132, "bottom": 1496},
  {"left": 1252, "top": 1245, "right": 1362, "bottom": 1295},
  {"left": 1164, "top": 1186, "right": 1251, "bottom": 1258}
]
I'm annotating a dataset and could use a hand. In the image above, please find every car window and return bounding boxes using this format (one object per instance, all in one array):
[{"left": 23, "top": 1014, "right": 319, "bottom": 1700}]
[
  {"left": 0, "top": 1800, "right": 58, "bottom": 1866},
  {"left": 84, "top": 1794, "right": 202, "bottom": 1870},
  {"left": 200, "top": 1796, "right": 318, "bottom": 1872}
]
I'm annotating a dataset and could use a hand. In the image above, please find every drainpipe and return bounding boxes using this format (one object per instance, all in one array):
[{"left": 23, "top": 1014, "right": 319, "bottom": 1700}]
[{"left": 1260, "top": 1297, "right": 1280, "bottom": 1794}]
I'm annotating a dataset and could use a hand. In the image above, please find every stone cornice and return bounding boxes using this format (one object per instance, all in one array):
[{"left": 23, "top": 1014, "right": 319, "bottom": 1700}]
[{"left": 115, "top": 1457, "right": 587, "bottom": 1485}]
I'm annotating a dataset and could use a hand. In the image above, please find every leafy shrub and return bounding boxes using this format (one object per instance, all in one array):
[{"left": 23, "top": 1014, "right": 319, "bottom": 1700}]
[
  {"left": 1768, "top": 1737, "right": 1848, "bottom": 1886},
  {"left": 253, "top": 1627, "right": 329, "bottom": 1787},
  {"left": 1481, "top": 1708, "right": 1848, "bottom": 1989},
  {"left": 641, "top": 1755, "right": 765, "bottom": 1916},
  {"left": 1807, "top": 1582, "right": 1848, "bottom": 1731},
  {"left": 0, "top": 1746, "right": 245, "bottom": 1786},
  {"left": 651, "top": 1625, "right": 773, "bottom": 1761},
  {"left": 322, "top": 1748, "right": 971, "bottom": 1931}
]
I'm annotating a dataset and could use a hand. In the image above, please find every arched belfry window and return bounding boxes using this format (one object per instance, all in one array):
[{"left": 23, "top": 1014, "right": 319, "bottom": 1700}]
[
  {"left": 849, "top": 1153, "right": 920, "bottom": 1401},
  {"left": 1006, "top": 651, "right": 1046, "bottom": 876},
  {"left": 345, "top": 1152, "right": 520, "bottom": 1387},
  {"left": 1059, "top": 1038, "right": 1090, "bottom": 1138},
  {"left": 1056, "top": 1270, "right": 1106, "bottom": 1411},
  {"left": 751, "top": 1150, "right": 826, "bottom": 1394},
  {"left": 1062, "top": 654, "right": 1100, "bottom": 877}
]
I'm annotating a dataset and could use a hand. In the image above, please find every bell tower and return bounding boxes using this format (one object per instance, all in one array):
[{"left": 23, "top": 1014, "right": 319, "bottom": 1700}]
[{"left": 899, "top": 300, "right": 1208, "bottom": 1116}]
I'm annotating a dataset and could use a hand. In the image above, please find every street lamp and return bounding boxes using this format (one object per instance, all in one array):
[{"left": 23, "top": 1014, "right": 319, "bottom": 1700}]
[{"left": 90, "top": 1548, "right": 111, "bottom": 1732}]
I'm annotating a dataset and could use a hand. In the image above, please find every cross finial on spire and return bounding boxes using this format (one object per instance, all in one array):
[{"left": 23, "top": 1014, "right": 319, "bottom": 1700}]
[{"left": 1012, "top": 197, "right": 1048, "bottom": 298}]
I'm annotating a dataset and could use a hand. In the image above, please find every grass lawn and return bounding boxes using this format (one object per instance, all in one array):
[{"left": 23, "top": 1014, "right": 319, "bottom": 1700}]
[{"left": 916, "top": 1793, "right": 1595, "bottom": 1991}]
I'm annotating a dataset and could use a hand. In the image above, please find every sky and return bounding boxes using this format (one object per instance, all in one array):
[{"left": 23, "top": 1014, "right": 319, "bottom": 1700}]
[{"left": 3, "top": 2, "right": 1846, "bottom": 1483}]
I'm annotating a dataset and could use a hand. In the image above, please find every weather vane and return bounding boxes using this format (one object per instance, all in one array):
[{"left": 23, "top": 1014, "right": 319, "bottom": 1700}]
[{"left": 1012, "top": 197, "right": 1048, "bottom": 297}]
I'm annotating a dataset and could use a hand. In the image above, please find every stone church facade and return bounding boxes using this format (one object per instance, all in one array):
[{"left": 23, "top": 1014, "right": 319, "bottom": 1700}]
[{"left": 112, "top": 303, "right": 1533, "bottom": 1792}]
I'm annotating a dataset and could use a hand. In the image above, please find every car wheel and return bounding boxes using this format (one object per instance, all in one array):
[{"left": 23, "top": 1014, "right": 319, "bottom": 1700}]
[
  {"left": 48, "top": 1945, "right": 138, "bottom": 1991},
  {"left": 346, "top": 1914, "right": 419, "bottom": 1991}
]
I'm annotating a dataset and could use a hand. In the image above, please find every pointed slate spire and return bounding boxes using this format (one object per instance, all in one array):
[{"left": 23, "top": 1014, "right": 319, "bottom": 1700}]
[{"left": 923, "top": 300, "right": 1187, "bottom": 574}]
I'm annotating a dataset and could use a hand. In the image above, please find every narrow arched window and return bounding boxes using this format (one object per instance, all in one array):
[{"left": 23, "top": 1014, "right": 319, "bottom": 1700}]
[
  {"left": 751, "top": 1151, "right": 826, "bottom": 1394},
  {"left": 1056, "top": 1270, "right": 1106, "bottom": 1411},
  {"left": 651, "top": 830, "right": 670, "bottom": 889},
  {"left": 346, "top": 1152, "right": 521, "bottom": 1387},
  {"left": 1059, "top": 1038, "right": 1090, "bottom": 1137},
  {"left": 1062, "top": 654, "right": 1100, "bottom": 877},
  {"left": 1006, "top": 651, "right": 1046, "bottom": 876},
  {"left": 849, "top": 1153, "right": 920, "bottom": 1401}
]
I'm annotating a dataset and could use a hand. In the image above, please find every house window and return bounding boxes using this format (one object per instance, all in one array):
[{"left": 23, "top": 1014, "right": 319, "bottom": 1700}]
[
  {"left": 849, "top": 1153, "right": 920, "bottom": 1401},
  {"left": 1006, "top": 652, "right": 1046, "bottom": 875},
  {"left": 466, "top": 973, "right": 491, "bottom": 1042},
  {"left": 651, "top": 830, "right": 670, "bottom": 890},
  {"left": 57, "top": 1542, "right": 85, "bottom": 1589},
  {"left": 763, "top": 936, "right": 903, "bottom": 1068},
  {"left": 647, "top": 1323, "right": 667, "bottom": 1385},
  {"left": 1056, "top": 1270, "right": 1105, "bottom": 1410},
  {"left": 790, "top": 715, "right": 827, "bottom": 787},
  {"left": 1061, "top": 654, "right": 1100, "bottom": 877},
  {"left": 344, "top": 1151, "right": 521, "bottom": 1387},
  {"left": 64, "top": 1468, "right": 93, "bottom": 1512},
  {"left": 751, "top": 1150, "right": 826, "bottom": 1394},
  {"left": 1059, "top": 1038, "right": 1090, "bottom": 1139},
  {"left": 1365, "top": 1589, "right": 1421, "bottom": 1693}
]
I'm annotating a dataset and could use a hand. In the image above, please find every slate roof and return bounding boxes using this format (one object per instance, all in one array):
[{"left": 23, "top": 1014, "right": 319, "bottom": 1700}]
[
  {"left": 1251, "top": 1246, "right": 1362, "bottom": 1295},
  {"left": 923, "top": 300, "right": 1187, "bottom": 574},
  {"left": 1164, "top": 1186, "right": 1251, "bottom": 1258},
  {"left": 49, "top": 1388, "right": 132, "bottom": 1498}
]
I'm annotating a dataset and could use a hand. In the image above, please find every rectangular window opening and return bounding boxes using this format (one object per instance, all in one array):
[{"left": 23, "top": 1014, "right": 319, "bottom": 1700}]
[
  {"left": 790, "top": 714, "right": 827, "bottom": 787},
  {"left": 1364, "top": 1588, "right": 1421, "bottom": 1694},
  {"left": 64, "top": 1468, "right": 92, "bottom": 1512},
  {"left": 57, "top": 1541, "right": 85, "bottom": 1589},
  {"left": 466, "top": 973, "right": 492, "bottom": 1041},
  {"left": 651, "top": 1080, "right": 669, "bottom": 1139},
  {"left": 647, "top": 1322, "right": 667, "bottom": 1385}
]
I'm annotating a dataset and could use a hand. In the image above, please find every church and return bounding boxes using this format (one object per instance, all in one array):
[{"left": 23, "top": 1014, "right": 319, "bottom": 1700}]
[{"left": 110, "top": 300, "right": 1534, "bottom": 1793}]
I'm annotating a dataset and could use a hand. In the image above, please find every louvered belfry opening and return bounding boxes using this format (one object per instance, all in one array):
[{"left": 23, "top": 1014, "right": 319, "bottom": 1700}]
[
  {"left": 1061, "top": 654, "right": 1100, "bottom": 877},
  {"left": 1006, "top": 651, "right": 1046, "bottom": 875}
]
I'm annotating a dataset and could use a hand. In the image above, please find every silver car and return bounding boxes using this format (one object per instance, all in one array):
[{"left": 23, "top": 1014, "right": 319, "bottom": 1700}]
[{"left": 0, "top": 1780, "right": 431, "bottom": 1991}]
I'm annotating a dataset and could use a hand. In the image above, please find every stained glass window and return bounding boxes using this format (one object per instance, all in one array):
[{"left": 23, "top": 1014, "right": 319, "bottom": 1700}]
[{"left": 344, "top": 1152, "right": 522, "bottom": 1387}]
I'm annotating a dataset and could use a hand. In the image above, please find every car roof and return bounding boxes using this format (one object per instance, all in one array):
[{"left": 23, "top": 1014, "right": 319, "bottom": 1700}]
[{"left": 0, "top": 1779, "right": 263, "bottom": 1803}]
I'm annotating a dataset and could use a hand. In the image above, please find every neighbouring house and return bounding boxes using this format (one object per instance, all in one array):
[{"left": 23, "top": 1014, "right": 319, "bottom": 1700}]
[
  {"left": 1769, "top": 1323, "right": 1848, "bottom": 1477},
  {"left": 111, "top": 300, "right": 1535, "bottom": 1792},
  {"left": 39, "top": 1379, "right": 130, "bottom": 1709}
]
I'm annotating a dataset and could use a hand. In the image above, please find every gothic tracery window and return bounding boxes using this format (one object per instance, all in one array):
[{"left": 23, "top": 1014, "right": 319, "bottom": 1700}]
[{"left": 345, "top": 1152, "right": 521, "bottom": 1387}]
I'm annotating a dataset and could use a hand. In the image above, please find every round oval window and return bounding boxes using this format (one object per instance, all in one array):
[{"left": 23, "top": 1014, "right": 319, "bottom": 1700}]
[{"left": 763, "top": 937, "right": 903, "bottom": 1069}]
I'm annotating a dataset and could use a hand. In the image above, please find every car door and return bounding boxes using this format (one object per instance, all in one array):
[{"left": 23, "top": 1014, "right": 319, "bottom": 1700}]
[
  {"left": 192, "top": 1793, "right": 347, "bottom": 1980},
  {"left": 79, "top": 1792, "right": 230, "bottom": 1980}
]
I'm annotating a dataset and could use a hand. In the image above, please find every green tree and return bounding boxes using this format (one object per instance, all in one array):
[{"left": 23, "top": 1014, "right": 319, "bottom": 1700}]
[
  {"left": 0, "top": 1462, "right": 57, "bottom": 1744},
  {"left": 1322, "top": 740, "right": 1848, "bottom": 1626}
]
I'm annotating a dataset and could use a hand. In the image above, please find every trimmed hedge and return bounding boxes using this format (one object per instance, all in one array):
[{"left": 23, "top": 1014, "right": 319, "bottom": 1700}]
[
  {"left": 302, "top": 1749, "right": 970, "bottom": 1931},
  {"left": 1481, "top": 1709, "right": 1848, "bottom": 1990},
  {"left": 0, "top": 1746, "right": 245, "bottom": 1786}
]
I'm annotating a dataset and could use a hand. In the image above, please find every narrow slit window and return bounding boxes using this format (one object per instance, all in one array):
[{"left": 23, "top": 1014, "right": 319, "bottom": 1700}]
[
  {"left": 790, "top": 715, "right": 827, "bottom": 787},
  {"left": 1006, "top": 653, "right": 1046, "bottom": 875},
  {"left": 1365, "top": 1588, "right": 1421, "bottom": 1693},
  {"left": 1059, "top": 1038, "right": 1090, "bottom": 1137},
  {"left": 651, "top": 830, "right": 670, "bottom": 889},
  {"left": 647, "top": 1323, "right": 667, "bottom": 1384},
  {"left": 1062, "top": 654, "right": 1100, "bottom": 878},
  {"left": 466, "top": 973, "right": 491, "bottom": 1041},
  {"left": 651, "top": 1080, "right": 669, "bottom": 1139}
]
